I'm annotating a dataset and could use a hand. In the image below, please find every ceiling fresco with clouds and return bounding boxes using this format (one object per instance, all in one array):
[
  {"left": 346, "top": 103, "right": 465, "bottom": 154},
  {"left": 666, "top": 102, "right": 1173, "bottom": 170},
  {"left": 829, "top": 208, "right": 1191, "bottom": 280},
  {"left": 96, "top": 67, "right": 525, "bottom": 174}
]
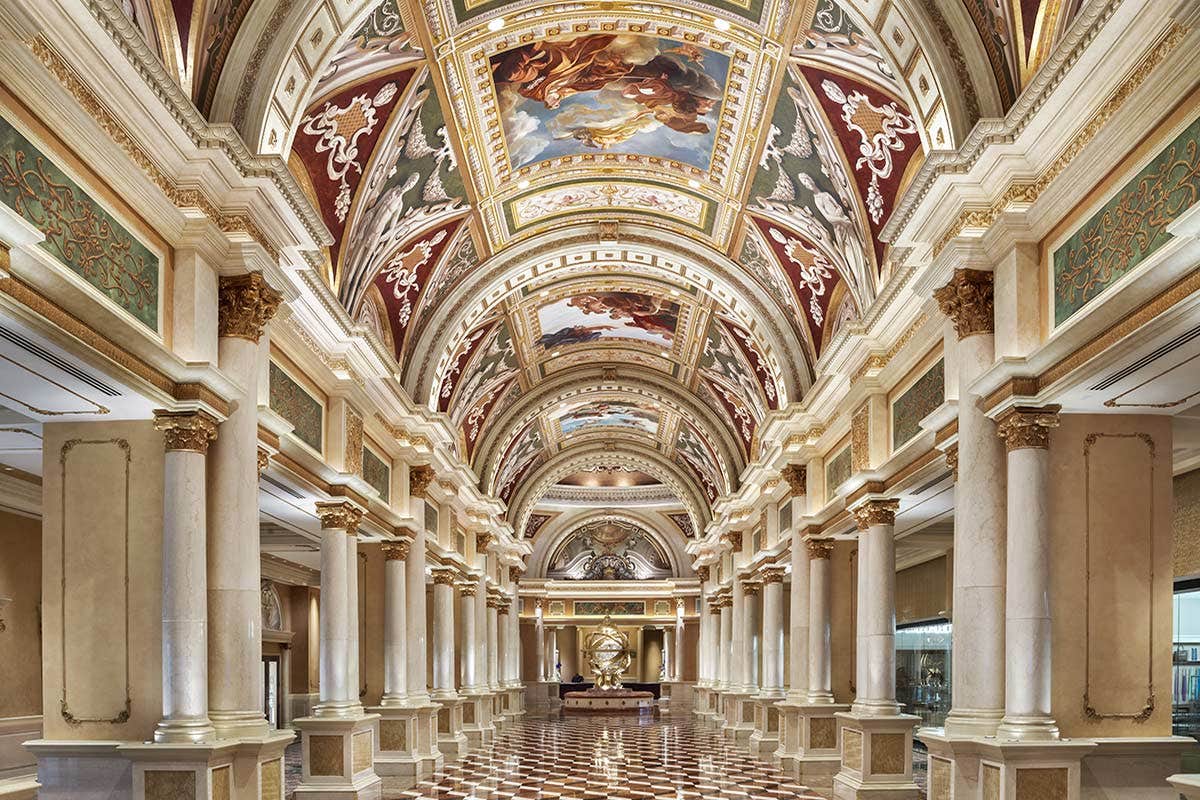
[{"left": 114, "top": 0, "right": 1086, "bottom": 536}]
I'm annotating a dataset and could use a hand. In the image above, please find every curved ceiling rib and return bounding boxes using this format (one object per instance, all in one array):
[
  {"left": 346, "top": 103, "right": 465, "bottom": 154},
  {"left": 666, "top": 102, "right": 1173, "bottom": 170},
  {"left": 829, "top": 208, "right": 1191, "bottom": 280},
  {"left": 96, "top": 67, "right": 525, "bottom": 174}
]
[{"left": 123, "top": 0, "right": 1082, "bottom": 542}]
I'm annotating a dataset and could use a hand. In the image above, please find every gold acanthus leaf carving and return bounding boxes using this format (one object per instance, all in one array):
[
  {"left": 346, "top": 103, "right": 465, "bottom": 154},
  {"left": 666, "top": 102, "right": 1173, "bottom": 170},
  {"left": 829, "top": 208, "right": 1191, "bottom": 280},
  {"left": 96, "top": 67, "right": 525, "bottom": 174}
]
[
  {"left": 696, "top": 565, "right": 710, "bottom": 582},
  {"left": 218, "top": 272, "right": 282, "bottom": 342},
  {"left": 997, "top": 405, "right": 1061, "bottom": 451},
  {"left": 854, "top": 499, "right": 900, "bottom": 529},
  {"left": 934, "top": 269, "right": 994, "bottom": 339},
  {"left": 153, "top": 409, "right": 218, "bottom": 453},
  {"left": 476, "top": 533, "right": 494, "bottom": 553},
  {"left": 431, "top": 569, "right": 457, "bottom": 586},
  {"left": 781, "top": 464, "right": 807, "bottom": 495},
  {"left": 410, "top": 464, "right": 434, "bottom": 498},
  {"left": 806, "top": 539, "right": 834, "bottom": 560},
  {"left": 382, "top": 541, "right": 410, "bottom": 560},
  {"left": 759, "top": 566, "right": 786, "bottom": 584},
  {"left": 315, "top": 501, "right": 363, "bottom": 533}
]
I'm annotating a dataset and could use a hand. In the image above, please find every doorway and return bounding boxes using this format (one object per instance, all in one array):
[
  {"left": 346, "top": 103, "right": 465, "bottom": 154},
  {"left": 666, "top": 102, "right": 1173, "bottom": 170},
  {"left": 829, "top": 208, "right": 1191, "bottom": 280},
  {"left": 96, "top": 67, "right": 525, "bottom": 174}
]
[{"left": 263, "top": 654, "right": 282, "bottom": 729}]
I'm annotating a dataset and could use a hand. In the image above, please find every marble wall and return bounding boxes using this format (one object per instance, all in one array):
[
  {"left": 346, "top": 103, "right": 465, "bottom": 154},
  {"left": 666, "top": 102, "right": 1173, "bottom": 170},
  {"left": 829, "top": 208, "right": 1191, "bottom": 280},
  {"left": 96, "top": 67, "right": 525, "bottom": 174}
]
[
  {"left": 0, "top": 507, "right": 41, "bottom": 776},
  {"left": 1173, "top": 468, "right": 1200, "bottom": 579}
]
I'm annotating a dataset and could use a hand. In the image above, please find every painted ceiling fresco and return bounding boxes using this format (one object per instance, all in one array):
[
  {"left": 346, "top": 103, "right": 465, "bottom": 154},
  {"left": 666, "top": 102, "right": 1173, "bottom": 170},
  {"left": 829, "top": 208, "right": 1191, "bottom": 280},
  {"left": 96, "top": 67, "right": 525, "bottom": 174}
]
[{"left": 110, "top": 0, "right": 1084, "bottom": 532}]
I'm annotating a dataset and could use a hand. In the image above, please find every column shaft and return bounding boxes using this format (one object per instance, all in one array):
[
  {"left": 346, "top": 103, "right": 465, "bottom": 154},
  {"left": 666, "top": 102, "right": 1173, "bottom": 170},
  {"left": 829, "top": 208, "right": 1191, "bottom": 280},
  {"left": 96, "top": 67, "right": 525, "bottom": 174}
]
[
  {"left": 719, "top": 603, "right": 732, "bottom": 688},
  {"left": 853, "top": 501, "right": 900, "bottom": 716},
  {"left": 730, "top": 582, "right": 746, "bottom": 690},
  {"left": 317, "top": 526, "right": 351, "bottom": 713},
  {"left": 534, "top": 611, "right": 546, "bottom": 681},
  {"left": 405, "top": 523, "right": 430, "bottom": 703},
  {"left": 788, "top": 538, "right": 810, "bottom": 701},
  {"left": 346, "top": 532, "right": 362, "bottom": 711},
  {"left": 487, "top": 600, "right": 500, "bottom": 690},
  {"left": 545, "top": 627, "right": 558, "bottom": 681},
  {"left": 431, "top": 576, "right": 457, "bottom": 697},
  {"left": 760, "top": 571, "right": 785, "bottom": 697},
  {"left": 381, "top": 544, "right": 408, "bottom": 704},
  {"left": 807, "top": 542, "right": 835, "bottom": 703},
  {"left": 459, "top": 586, "right": 478, "bottom": 690},
  {"left": 664, "top": 628, "right": 675, "bottom": 681}
]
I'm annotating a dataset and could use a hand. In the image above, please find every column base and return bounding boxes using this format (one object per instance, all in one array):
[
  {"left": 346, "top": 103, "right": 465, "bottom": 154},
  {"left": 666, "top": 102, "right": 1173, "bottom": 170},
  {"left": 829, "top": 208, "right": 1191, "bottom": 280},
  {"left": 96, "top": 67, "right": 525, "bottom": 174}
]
[
  {"left": 711, "top": 688, "right": 731, "bottom": 727},
  {"left": 941, "top": 708, "right": 1005, "bottom": 739},
  {"left": 777, "top": 701, "right": 850, "bottom": 794},
  {"left": 660, "top": 682, "right": 695, "bottom": 717},
  {"left": 123, "top": 742, "right": 242, "bottom": 800},
  {"left": 720, "top": 691, "right": 757, "bottom": 741},
  {"left": 749, "top": 695, "right": 785, "bottom": 758},
  {"left": 0, "top": 777, "right": 38, "bottom": 800},
  {"left": 502, "top": 686, "right": 527, "bottom": 721},
  {"left": 832, "top": 712, "right": 920, "bottom": 800},
  {"left": 367, "top": 703, "right": 443, "bottom": 778},
  {"left": 693, "top": 686, "right": 717, "bottom": 724},
  {"left": 293, "top": 714, "right": 381, "bottom": 800},
  {"left": 995, "top": 714, "right": 1060, "bottom": 742},
  {"left": 458, "top": 691, "right": 496, "bottom": 747},
  {"left": 431, "top": 697, "right": 469, "bottom": 760},
  {"left": 525, "top": 682, "right": 561, "bottom": 716}
]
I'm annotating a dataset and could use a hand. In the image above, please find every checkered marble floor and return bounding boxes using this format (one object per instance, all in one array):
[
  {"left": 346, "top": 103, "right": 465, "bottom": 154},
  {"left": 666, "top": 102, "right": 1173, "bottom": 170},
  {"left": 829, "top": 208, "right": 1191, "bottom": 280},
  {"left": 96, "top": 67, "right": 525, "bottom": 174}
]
[{"left": 386, "top": 715, "right": 824, "bottom": 800}]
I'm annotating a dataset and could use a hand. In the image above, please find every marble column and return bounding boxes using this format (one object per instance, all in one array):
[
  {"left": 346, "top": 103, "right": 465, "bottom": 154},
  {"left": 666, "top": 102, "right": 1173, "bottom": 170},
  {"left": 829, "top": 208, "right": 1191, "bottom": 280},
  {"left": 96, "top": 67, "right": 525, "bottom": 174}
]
[
  {"left": 535, "top": 603, "right": 546, "bottom": 681},
  {"left": 347, "top": 528, "right": 363, "bottom": 713},
  {"left": 208, "top": 272, "right": 280, "bottom": 739},
  {"left": 663, "top": 628, "right": 675, "bottom": 682},
  {"left": 935, "top": 269, "right": 1006, "bottom": 737},
  {"left": 853, "top": 500, "right": 900, "bottom": 715},
  {"left": 674, "top": 605, "right": 685, "bottom": 682},
  {"left": 153, "top": 410, "right": 219, "bottom": 743},
  {"left": 788, "top": 538, "right": 810, "bottom": 702},
  {"left": 718, "top": 598, "right": 732, "bottom": 689},
  {"left": 997, "top": 406, "right": 1061, "bottom": 741},
  {"left": 730, "top": 581, "right": 747, "bottom": 691},
  {"left": 743, "top": 581, "right": 761, "bottom": 693},
  {"left": 806, "top": 540, "right": 835, "bottom": 704},
  {"left": 759, "top": 567, "right": 786, "bottom": 698},
  {"left": 381, "top": 541, "right": 409, "bottom": 705},
  {"left": 546, "top": 626, "right": 559, "bottom": 681},
  {"left": 487, "top": 597, "right": 501, "bottom": 691},
  {"left": 314, "top": 502, "right": 362, "bottom": 716},
  {"left": 406, "top": 498, "right": 431, "bottom": 704},
  {"left": 506, "top": 593, "right": 521, "bottom": 687},
  {"left": 431, "top": 570, "right": 458, "bottom": 698},
  {"left": 459, "top": 583, "right": 479, "bottom": 691}
]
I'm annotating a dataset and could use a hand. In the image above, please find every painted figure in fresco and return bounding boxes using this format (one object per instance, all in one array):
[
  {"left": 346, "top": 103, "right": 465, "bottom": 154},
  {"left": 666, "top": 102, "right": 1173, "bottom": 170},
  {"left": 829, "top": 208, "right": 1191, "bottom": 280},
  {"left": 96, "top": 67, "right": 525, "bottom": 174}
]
[
  {"left": 536, "top": 323, "right": 617, "bottom": 349},
  {"left": 492, "top": 34, "right": 725, "bottom": 160},
  {"left": 566, "top": 292, "right": 679, "bottom": 340}
]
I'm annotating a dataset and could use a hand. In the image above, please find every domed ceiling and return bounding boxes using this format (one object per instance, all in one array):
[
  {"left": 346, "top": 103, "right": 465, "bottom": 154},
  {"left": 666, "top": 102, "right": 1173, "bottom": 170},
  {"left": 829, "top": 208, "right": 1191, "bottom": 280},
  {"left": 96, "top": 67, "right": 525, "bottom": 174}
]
[{"left": 119, "top": 0, "right": 1082, "bottom": 537}]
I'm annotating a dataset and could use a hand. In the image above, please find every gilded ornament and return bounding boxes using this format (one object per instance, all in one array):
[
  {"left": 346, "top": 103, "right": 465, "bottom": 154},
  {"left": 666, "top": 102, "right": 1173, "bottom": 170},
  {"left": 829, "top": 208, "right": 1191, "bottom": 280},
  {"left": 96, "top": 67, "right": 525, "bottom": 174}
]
[
  {"left": 853, "top": 498, "right": 900, "bottom": 529},
  {"left": 344, "top": 406, "right": 364, "bottom": 475},
  {"left": 742, "top": 580, "right": 761, "bottom": 596},
  {"left": 458, "top": 583, "right": 477, "bottom": 597},
  {"left": 997, "top": 405, "right": 1061, "bottom": 451},
  {"left": 759, "top": 566, "right": 786, "bottom": 584},
  {"left": 806, "top": 539, "right": 834, "bottom": 560},
  {"left": 781, "top": 464, "right": 807, "bottom": 495},
  {"left": 315, "top": 501, "right": 363, "bottom": 533},
  {"left": 509, "top": 566, "right": 522, "bottom": 584},
  {"left": 153, "top": 410, "right": 218, "bottom": 453},
  {"left": 410, "top": 464, "right": 434, "bottom": 498},
  {"left": 476, "top": 533, "right": 494, "bottom": 552},
  {"left": 382, "top": 541, "right": 410, "bottom": 560},
  {"left": 720, "top": 531, "right": 743, "bottom": 551},
  {"left": 851, "top": 403, "right": 870, "bottom": 472},
  {"left": 218, "top": 273, "right": 282, "bottom": 342},
  {"left": 257, "top": 448, "right": 270, "bottom": 472},
  {"left": 934, "top": 269, "right": 994, "bottom": 339},
  {"left": 432, "top": 569, "right": 457, "bottom": 586},
  {"left": 497, "top": 600, "right": 511, "bottom": 615},
  {"left": 696, "top": 565, "right": 710, "bottom": 582}
]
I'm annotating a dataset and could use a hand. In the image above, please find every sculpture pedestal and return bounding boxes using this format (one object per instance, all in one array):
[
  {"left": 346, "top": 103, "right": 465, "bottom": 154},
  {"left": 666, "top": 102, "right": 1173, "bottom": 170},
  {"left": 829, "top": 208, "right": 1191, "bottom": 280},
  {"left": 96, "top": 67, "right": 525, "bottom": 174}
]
[{"left": 563, "top": 688, "right": 655, "bottom": 714}]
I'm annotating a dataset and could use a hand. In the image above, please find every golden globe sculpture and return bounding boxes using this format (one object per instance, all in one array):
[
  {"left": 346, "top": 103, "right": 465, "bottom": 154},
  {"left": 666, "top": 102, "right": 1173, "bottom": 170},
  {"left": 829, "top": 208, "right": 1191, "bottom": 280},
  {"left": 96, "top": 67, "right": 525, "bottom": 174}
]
[{"left": 582, "top": 615, "right": 634, "bottom": 690}]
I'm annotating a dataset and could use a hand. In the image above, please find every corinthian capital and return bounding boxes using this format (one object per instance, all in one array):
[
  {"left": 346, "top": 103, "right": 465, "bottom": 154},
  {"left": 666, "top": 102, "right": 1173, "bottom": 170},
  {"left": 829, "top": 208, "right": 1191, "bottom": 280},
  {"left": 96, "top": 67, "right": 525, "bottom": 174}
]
[
  {"left": 153, "top": 410, "right": 218, "bottom": 453},
  {"left": 218, "top": 272, "right": 282, "bottom": 342},
  {"left": 853, "top": 498, "right": 900, "bottom": 530},
  {"left": 997, "top": 405, "right": 1061, "bottom": 451},
  {"left": 382, "top": 541, "right": 410, "bottom": 560},
  {"left": 805, "top": 539, "right": 834, "bottom": 560},
  {"left": 781, "top": 464, "right": 807, "bottom": 496},
  {"left": 315, "top": 501, "right": 363, "bottom": 533},
  {"left": 409, "top": 464, "right": 434, "bottom": 498},
  {"left": 933, "top": 269, "right": 993, "bottom": 339}
]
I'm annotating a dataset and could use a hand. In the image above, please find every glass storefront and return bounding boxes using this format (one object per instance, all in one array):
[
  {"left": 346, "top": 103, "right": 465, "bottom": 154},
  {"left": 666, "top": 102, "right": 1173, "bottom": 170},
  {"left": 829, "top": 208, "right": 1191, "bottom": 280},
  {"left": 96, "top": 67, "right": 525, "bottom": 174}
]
[
  {"left": 896, "top": 620, "right": 952, "bottom": 728},
  {"left": 1173, "top": 586, "right": 1200, "bottom": 739}
]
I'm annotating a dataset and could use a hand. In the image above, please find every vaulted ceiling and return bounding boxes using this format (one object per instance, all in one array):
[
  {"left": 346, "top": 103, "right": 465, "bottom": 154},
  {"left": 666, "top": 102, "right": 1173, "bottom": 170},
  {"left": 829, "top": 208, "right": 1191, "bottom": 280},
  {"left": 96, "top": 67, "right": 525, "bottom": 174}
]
[{"left": 118, "top": 0, "right": 1083, "bottom": 537}]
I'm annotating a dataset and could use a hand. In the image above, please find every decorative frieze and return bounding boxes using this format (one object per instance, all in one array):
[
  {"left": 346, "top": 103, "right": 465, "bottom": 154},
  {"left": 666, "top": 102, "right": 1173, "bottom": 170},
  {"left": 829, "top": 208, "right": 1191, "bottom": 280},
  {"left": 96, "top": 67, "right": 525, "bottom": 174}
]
[
  {"left": 218, "top": 272, "right": 281, "bottom": 342},
  {"left": 934, "top": 269, "right": 994, "bottom": 339},
  {"left": 997, "top": 405, "right": 1061, "bottom": 451},
  {"left": 315, "top": 501, "right": 363, "bottom": 533},
  {"left": 853, "top": 499, "right": 900, "bottom": 529},
  {"left": 153, "top": 410, "right": 218, "bottom": 453}
]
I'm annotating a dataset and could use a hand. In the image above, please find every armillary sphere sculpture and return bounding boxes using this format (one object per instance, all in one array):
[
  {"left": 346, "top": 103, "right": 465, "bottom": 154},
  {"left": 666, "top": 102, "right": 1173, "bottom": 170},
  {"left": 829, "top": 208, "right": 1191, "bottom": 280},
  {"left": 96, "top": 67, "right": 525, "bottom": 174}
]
[{"left": 582, "top": 615, "right": 635, "bottom": 690}]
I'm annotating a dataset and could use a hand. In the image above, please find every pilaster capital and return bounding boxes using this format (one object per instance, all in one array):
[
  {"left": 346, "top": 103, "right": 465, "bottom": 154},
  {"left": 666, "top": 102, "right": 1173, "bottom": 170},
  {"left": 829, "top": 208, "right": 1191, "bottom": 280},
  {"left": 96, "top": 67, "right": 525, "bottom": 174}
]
[
  {"left": 496, "top": 599, "right": 511, "bottom": 615},
  {"left": 997, "top": 405, "right": 1061, "bottom": 451},
  {"left": 853, "top": 498, "right": 900, "bottom": 530},
  {"left": 315, "top": 501, "right": 363, "bottom": 533},
  {"left": 741, "top": 579, "right": 761, "bottom": 596},
  {"left": 382, "top": 541, "right": 411, "bottom": 561},
  {"left": 409, "top": 464, "right": 435, "bottom": 498},
  {"left": 944, "top": 446, "right": 958, "bottom": 479},
  {"left": 457, "top": 582, "right": 477, "bottom": 597},
  {"left": 933, "top": 268, "right": 994, "bottom": 339},
  {"left": 153, "top": 410, "right": 218, "bottom": 453},
  {"left": 431, "top": 569, "right": 457, "bottom": 586},
  {"left": 217, "top": 272, "right": 281, "bottom": 342},
  {"left": 476, "top": 532, "right": 494, "bottom": 553},
  {"left": 696, "top": 565, "right": 710, "bottom": 582},
  {"left": 257, "top": 447, "right": 271, "bottom": 472},
  {"left": 720, "top": 531, "right": 742, "bottom": 551},
  {"left": 781, "top": 464, "right": 807, "bottom": 496},
  {"left": 805, "top": 539, "right": 834, "bottom": 560},
  {"left": 759, "top": 566, "right": 786, "bottom": 584},
  {"left": 509, "top": 566, "right": 523, "bottom": 584}
]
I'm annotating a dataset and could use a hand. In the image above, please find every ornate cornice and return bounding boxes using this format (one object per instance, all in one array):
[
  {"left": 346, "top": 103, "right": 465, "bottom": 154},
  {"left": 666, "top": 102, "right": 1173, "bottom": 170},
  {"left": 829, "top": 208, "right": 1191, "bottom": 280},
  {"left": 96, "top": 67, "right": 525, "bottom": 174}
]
[
  {"left": 805, "top": 540, "right": 834, "bottom": 560},
  {"left": 218, "top": 272, "right": 282, "bottom": 342},
  {"left": 853, "top": 499, "right": 900, "bottom": 530},
  {"left": 997, "top": 405, "right": 1061, "bottom": 451},
  {"left": 934, "top": 269, "right": 994, "bottom": 339},
  {"left": 382, "top": 541, "right": 411, "bottom": 561},
  {"left": 781, "top": 464, "right": 807, "bottom": 496},
  {"left": 315, "top": 501, "right": 363, "bottom": 533},
  {"left": 153, "top": 409, "right": 218, "bottom": 453},
  {"left": 409, "top": 465, "right": 435, "bottom": 499}
]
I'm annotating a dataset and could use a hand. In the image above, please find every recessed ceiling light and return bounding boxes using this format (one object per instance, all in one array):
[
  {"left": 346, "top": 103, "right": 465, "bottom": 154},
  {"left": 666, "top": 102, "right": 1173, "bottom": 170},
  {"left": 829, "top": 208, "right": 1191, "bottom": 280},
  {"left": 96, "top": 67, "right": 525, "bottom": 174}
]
[
  {"left": 713, "top": 18, "right": 731, "bottom": 31},
  {"left": 488, "top": 17, "right": 505, "bottom": 31},
  {"left": 687, "top": 179, "right": 701, "bottom": 189},
  {"left": 517, "top": 179, "right": 530, "bottom": 189}
]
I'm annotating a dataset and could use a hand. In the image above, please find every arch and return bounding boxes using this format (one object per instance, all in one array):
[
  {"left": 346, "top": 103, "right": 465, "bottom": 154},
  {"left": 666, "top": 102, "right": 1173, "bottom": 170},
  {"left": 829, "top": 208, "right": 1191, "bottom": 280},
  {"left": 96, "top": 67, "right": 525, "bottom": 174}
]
[{"left": 526, "top": 508, "right": 693, "bottom": 579}]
